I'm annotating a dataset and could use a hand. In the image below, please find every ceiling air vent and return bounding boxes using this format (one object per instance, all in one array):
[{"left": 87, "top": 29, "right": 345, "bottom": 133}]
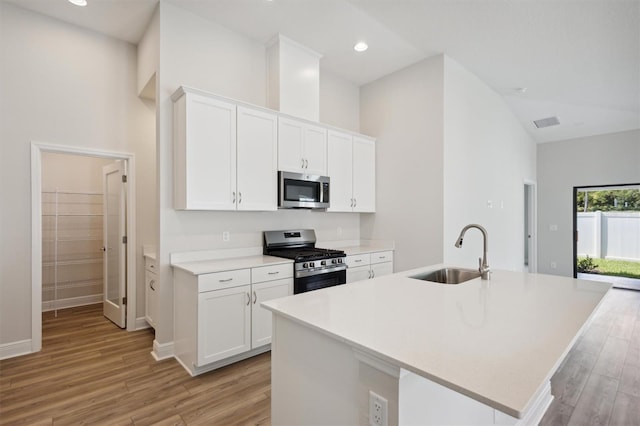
[{"left": 533, "top": 116, "right": 560, "bottom": 128}]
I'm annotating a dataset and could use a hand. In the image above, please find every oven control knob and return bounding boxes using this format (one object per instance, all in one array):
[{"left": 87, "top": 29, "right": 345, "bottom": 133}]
[
  {"left": 310, "top": 262, "right": 315, "bottom": 268},
  {"left": 337, "top": 258, "right": 343, "bottom": 263},
  {"left": 321, "top": 260, "right": 326, "bottom": 266},
  {"left": 303, "top": 263, "right": 308, "bottom": 268},
  {"left": 331, "top": 259, "right": 337, "bottom": 264}
]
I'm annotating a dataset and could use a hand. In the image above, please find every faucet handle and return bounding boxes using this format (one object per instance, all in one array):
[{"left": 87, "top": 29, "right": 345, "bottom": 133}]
[{"left": 478, "top": 257, "right": 482, "bottom": 272}]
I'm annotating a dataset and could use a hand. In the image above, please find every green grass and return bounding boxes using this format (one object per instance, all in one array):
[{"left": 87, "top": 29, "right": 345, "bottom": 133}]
[{"left": 577, "top": 256, "right": 640, "bottom": 280}]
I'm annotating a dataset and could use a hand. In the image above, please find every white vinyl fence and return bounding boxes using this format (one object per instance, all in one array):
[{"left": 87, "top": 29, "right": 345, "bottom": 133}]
[{"left": 577, "top": 211, "right": 640, "bottom": 261}]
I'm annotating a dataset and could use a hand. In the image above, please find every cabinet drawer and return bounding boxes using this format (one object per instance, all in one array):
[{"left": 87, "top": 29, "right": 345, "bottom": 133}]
[
  {"left": 199, "top": 269, "right": 251, "bottom": 292},
  {"left": 145, "top": 256, "right": 157, "bottom": 273},
  {"left": 346, "top": 253, "right": 370, "bottom": 267},
  {"left": 252, "top": 263, "right": 293, "bottom": 283},
  {"left": 370, "top": 251, "right": 393, "bottom": 264}
]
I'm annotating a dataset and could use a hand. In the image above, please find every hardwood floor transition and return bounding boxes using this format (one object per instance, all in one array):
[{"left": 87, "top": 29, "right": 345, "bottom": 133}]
[{"left": 1, "top": 288, "right": 639, "bottom": 425}]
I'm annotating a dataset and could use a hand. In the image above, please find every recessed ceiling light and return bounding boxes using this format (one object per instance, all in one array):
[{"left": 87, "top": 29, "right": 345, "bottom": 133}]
[
  {"left": 353, "top": 42, "right": 368, "bottom": 52},
  {"left": 68, "top": 0, "right": 87, "bottom": 6}
]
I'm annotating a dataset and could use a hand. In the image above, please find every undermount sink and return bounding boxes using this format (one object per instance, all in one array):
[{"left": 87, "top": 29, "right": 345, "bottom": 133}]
[{"left": 410, "top": 268, "right": 481, "bottom": 284}]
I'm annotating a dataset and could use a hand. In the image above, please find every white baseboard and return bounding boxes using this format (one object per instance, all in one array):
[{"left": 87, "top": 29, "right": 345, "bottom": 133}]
[
  {"left": 135, "top": 317, "right": 152, "bottom": 330},
  {"left": 0, "top": 339, "right": 33, "bottom": 360},
  {"left": 42, "top": 295, "right": 102, "bottom": 312},
  {"left": 151, "top": 339, "right": 174, "bottom": 361}
]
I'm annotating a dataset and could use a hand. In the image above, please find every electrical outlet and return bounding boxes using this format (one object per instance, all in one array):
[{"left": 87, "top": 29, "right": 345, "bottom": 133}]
[
  {"left": 369, "top": 391, "right": 388, "bottom": 426},
  {"left": 222, "top": 231, "right": 230, "bottom": 242}
]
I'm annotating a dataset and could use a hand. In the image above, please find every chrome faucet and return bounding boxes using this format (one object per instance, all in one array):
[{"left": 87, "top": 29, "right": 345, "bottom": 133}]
[{"left": 455, "top": 224, "right": 490, "bottom": 280}]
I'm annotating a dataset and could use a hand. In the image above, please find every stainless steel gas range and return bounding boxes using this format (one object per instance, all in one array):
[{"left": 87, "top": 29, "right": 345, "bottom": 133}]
[{"left": 263, "top": 229, "right": 347, "bottom": 294}]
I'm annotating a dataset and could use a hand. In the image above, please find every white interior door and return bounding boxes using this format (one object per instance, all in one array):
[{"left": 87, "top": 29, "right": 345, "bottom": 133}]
[{"left": 102, "top": 161, "right": 127, "bottom": 328}]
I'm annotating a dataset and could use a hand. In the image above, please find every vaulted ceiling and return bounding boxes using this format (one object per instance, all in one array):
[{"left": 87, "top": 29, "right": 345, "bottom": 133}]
[{"left": 5, "top": 0, "right": 639, "bottom": 143}]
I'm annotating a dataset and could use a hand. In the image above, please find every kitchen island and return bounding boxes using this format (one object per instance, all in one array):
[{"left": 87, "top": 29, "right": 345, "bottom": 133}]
[{"left": 262, "top": 265, "right": 611, "bottom": 425}]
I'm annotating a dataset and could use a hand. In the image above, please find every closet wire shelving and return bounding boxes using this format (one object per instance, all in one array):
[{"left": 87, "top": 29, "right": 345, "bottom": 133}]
[{"left": 42, "top": 189, "right": 104, "bottom": 317}]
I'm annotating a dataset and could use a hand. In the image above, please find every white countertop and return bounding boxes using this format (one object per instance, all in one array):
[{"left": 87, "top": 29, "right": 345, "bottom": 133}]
[
  {"left": 262, "top": 265, "right": 611, "bottom": 418},
  {"left": 171, "top": 255, "right": 292, "bottom": 275},
  {"left": 332, "top": 241, "right": 395, "bottom": 256}
]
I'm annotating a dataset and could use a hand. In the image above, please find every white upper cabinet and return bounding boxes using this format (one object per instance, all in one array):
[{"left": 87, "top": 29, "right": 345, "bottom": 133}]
[
  {"left": 327, "top": 130, "right": 354, "bottom": 212},
  {"left": 327, "top": 131, "right": 376, "bottom": 213},
  {"left": 174, "top": 91, "right": 237, "bottom": 210},
  {"left": 352, "top": 136, "right": 376, "bottom": 212},
  {"left": 236, "top": 106, "right": 278, "bottom": 211},
  {"left": 173, "top": 88, "right": 277, "bottom": 211},
  {"left": 278, "top": 116, "right": 327, "bottom": 175}
]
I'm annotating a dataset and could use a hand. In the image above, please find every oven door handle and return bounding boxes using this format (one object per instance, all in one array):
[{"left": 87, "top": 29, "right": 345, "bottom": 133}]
[{"left": 295, "top": 265, "right": 348, "bottom": 278}]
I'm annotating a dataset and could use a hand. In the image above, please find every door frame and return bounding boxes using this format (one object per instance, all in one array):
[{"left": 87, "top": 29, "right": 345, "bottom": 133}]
[
  {"left": 30, "top": 141, "right": 137, "bottom": 352},
  {"left": 524, "top": 180, "right": 537, "bottom": 273},
  {"left": 572, "top": 182, "right": 640, "bottom": 278}
]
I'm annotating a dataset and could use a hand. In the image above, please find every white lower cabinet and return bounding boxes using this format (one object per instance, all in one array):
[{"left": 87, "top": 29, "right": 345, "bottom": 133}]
[
  {"left": 144, "top": 255, "right": 157, "bottom": 329},
  {"left": 346, "top": 250, "right": 394, "bottom": 283},
  {"left": 251, "top": 278, "right": 292, "bottom": 348},
  {"left": 198, "top": 284, "right": 251, "bottom": 365},
  {"left": 174, "top": 261, "right": 292, "bottom": 376}
]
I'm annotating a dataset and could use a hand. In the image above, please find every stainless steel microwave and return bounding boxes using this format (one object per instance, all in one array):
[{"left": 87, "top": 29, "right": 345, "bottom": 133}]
[{"left": 278, "top": 171, "right": 330, "bottom": 209}]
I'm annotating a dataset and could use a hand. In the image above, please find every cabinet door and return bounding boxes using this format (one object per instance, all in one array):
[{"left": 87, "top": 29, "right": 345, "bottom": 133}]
[
  {"left": 371, "top": 262, "right": 393, "bottom": 279},
  {"left": 237, "top": 106, "right": 278, "bottom": 211},
  {"left": 197, "top": 285, "right": 251, "bottom": 366},
  {"left": 347, "top": 265, "right": 372, "bottom": 284},
  {"left": 145, "top": 271, "right": 157, "bottom": 329},
  {"left": 352, "top": 136, "right": 376, "bottom": 213},
  {"left": 278, "top": 117, "right": 305, "bottom": 173},
  {"left": 327, "top": 130, "right": 353, "bottom": 212},
  {"left": 252, "top": 278, "right": 293, "bottom": 348},
  {"left": 303, "top": 123, "right": 327, "bottom": 175},
  {"left": 175, "top": 93, "right": 237, "bottom": 210}
]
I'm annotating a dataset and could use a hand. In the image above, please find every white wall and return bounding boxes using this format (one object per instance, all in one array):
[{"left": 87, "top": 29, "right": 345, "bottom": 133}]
[
  {"left": 155, "top": 2, "right": 361, "bottom": 345},
  {"left": 360, "top": 56, "right": 445, "bottom": 272},
  {"left": 41, "top": 153, "right": 113, "bottom": 193},
  {"left": 442, "top": 57, "right": 537, "bottom": 271},
  {"left": 537, "top": 130, "right": 640, "bottom": 276},
  {"left": 137, "top": 5, "right": 159, "bottom": 98},
  {"left": 320, "top": 69, "right": 360, "bottom": 132},
  {"left": 0, "top": 3, "right": 155, "bottom": 347},
  {"left": 360, "top": 54, "right": 536, "bottom": 273}
]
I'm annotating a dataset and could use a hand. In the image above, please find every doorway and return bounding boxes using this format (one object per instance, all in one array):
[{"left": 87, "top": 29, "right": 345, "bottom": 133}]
[
  {"left": 31, "top": 142, "right": 137, "bottom": 352},
  {"left": 573, "top": 183, "right": 640, "bottom": 290},
  {"left": 524, "top": 181, "right": 537, "bottom": 273}
]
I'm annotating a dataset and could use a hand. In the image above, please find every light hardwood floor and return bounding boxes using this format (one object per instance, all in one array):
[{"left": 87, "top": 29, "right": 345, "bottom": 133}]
[
  {"left": 1, "top": 288, "right": 639, "bottom": 425},
  {"left": 541, "top": 288, "right": 640, "bottom": 426}
]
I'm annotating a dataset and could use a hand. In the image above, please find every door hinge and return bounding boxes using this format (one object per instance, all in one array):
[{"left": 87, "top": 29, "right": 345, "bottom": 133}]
[
  {"left": 122, "top": 236, "right": 128, "bottom": 244},
  {"left": 122, "top": 175, "right": 127, "bottom": 183},
  {"left": 122, "top": 297, "right": 127, "bottom": 305}
]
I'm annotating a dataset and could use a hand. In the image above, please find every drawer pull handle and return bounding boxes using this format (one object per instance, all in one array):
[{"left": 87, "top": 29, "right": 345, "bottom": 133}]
[
  {"left": 150, "top": 280, "right": 155, "bottom": 290},
  {"left": 378, "top": 256, "right": 386, "bottom": 259},
  {"left": 149, "top": 264, "right": 155, "bottom": 268},
  {"left": 219, "top": 278, "right": 233, "bottom": 283},
  {"left": 354, "top": 259, "right": 362, "bottom": 263},
  {"left": 268, "top": 271, "right": 279, "bottom": 275}
]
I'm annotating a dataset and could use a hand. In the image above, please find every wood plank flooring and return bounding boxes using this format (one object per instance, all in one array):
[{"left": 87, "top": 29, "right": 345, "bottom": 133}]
[
  {"left": 541, "top": 288, "right": 640, "bottom": 426},
  {"left": 1, "top": 288, "right": 639, "bottom": 425},
  {"left": 0, "top": 304, "right": 271, "bottom": 425}
]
